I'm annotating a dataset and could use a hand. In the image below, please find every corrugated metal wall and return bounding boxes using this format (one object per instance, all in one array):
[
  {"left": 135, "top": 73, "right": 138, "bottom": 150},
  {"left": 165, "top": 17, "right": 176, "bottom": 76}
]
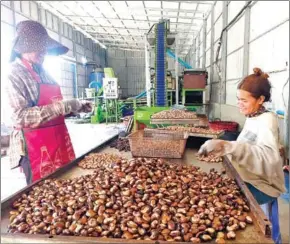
[
  {"left": 0, "top": 1, "right": 107, "bottom": 101},
  {"left": 186, "top": 1, "right": 289, "bottom": 142},
  {"left": 200, "top": 1, "right": 289, "bottom": 112},
  {"left": 107, "top": 49, "right": 146, "bottom": 98}
]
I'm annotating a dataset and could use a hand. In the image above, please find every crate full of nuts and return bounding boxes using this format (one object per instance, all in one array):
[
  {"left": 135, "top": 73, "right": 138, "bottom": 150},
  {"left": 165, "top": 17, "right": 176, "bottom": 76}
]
[{"left": 128, "top": 130, "right": 187, "bottom": 158}]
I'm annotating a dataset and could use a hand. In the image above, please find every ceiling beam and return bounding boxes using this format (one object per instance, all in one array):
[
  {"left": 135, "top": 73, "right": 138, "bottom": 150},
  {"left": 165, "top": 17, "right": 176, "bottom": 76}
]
[
  {"left": 82, "top": 25, "right": 199, "bottom": 33},
  {"left": 97, "top": 39, "right": 143, "bottom": 43},
  {"left": 63, "top": 14, "right": 202, "bottom": 21},
  {"left": 104, "top": 44, "right": 143, "bottom": 48},
  {"left": 95, "top": 36, "right": 191, "bottom": 41},
  {"left": 169, "top": 1, "right": 214, "bottom": 4},
  {"left": 92, "top": 33, "right": 145, "bottom": 37},
  {"left": 63, "top": 15, "right": 199, "bottom": 26},
  {"left": 130, "top": 7, "right": 204, "bottom": 15},
  {"left": 37, "top": 1, "right": 106, "bottom": 48},
  {"left": 179, "top": 2, "right": 200, "bottom": 51}
]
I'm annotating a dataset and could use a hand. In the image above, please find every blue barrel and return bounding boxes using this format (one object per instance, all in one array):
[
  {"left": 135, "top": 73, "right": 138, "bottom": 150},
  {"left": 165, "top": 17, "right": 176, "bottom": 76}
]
[{"left": 89, "top": 71, "right": 104, "bottom": 92}]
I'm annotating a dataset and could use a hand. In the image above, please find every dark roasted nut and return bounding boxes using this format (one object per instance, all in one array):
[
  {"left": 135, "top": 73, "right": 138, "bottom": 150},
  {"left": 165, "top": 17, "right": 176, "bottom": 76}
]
[{"left": 8, "top": 157, "right": 251, "bottom": 241}]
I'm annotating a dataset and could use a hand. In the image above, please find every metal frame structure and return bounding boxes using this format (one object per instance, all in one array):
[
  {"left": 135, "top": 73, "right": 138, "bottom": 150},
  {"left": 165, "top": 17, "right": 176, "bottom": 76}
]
[{"left": 36, "top": 1, "right": 214, "bottom": 55}]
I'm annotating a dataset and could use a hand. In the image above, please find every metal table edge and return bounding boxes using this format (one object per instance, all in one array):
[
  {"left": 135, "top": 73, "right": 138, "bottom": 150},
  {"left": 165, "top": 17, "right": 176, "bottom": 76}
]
[{"left": 1, "top": 134, "right": 118, "bottom": 210}]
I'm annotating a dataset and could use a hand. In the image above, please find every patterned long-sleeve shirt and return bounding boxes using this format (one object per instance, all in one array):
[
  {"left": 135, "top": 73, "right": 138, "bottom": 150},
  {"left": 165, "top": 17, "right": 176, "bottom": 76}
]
[{"left": 5, "top": 58, "right": 65, "bottom": 169}]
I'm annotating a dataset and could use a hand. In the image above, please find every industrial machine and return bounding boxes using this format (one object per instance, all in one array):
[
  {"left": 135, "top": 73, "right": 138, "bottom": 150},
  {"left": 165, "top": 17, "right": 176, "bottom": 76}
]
[
  {"left": 134, "top": 19, "right": 209, "bottom": 130},
  {"left": 82, "top": 62, "right": 121, "bottom": 124},
  {"left": 182, "top": 69, "right": 208, "bottom": 112}
]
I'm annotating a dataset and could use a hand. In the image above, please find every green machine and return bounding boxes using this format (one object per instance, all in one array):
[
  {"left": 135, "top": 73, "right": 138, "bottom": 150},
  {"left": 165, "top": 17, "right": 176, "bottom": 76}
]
[
  {"left": 90, "top": 88, "right": 105, "bottom": 124},
  {"left": 89, "top": 67, "right": 121, "bottom": 124}
]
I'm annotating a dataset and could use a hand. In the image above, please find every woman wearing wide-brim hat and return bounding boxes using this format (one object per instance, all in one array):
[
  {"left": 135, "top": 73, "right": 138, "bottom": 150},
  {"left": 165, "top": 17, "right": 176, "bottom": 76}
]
[{"left": 5, "top": 20, "right": 92, "bottom": 185}]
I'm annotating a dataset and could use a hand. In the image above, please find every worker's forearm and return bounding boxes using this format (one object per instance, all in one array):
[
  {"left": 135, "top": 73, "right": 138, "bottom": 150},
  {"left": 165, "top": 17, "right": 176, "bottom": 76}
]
[{"left": 12, "top": 102, "right": 66, "bottom": 129}]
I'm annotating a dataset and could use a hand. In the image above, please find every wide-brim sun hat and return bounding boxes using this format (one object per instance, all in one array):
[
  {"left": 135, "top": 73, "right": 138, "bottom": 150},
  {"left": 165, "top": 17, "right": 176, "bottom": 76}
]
[{"left": 10, "top": 20, "right": 69, "bottom": 61}]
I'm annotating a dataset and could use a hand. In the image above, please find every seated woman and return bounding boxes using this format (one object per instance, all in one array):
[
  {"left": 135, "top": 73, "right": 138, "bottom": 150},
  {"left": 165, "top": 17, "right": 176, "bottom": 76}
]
[{"left": 198, "top": 68, "right": 285, "bottom": 244}]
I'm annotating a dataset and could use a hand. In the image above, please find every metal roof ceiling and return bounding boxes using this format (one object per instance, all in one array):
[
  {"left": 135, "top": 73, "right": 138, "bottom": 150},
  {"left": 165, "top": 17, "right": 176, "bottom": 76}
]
[{"left": 37, "top": 1, "right": 214, "bottom": 56}]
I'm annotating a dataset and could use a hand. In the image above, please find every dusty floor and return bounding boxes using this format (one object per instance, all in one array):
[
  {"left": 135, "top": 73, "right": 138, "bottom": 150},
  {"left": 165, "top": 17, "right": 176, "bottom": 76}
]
[{"left": 1, "top": 126, "right": 289, "bottom": 243}]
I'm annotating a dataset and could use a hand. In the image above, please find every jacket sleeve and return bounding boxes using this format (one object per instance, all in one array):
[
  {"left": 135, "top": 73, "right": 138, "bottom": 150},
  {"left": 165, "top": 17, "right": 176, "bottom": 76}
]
[
  {"left": 5, "top": 73, "right": 65, "bottom": 129},
  {"left": 228, "top": 120, "right": 281, "bottom": 183}
]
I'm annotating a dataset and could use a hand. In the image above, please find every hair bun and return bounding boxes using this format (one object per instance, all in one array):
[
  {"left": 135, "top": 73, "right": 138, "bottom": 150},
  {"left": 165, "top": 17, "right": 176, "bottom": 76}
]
[
  {"left": 253, "top": 67, "right": 263, "bottom": 76},
  {"left": 253, "top": 67, "right": 269, "bottom": 79}
]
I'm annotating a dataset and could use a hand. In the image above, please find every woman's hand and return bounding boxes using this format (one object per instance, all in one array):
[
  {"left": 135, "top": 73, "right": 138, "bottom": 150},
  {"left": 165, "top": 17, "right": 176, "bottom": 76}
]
[
  {"left": 80, "top": 101, "right": 93, "bottom": 113},
  {"left": 198, "top": 139, "right": 233, "bottom": 157},
  {"left": 62, "top": 100, "right": 93, "bottom": 114}
]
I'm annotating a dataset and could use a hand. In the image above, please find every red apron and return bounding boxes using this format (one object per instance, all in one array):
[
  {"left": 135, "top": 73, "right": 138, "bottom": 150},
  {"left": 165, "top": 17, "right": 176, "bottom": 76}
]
[{"left": 21, "top": 59, "right": 75, "bottom": 182}]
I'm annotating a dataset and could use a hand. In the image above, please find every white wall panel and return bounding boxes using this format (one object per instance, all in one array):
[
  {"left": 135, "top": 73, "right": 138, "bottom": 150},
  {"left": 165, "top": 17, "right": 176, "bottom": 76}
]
[
  {"left": 52, "top": 15, "right": 58, "bottom": 32},
  {"left": 214, "top": 1, "right": 223, "bottom": 22},
  {"left": 226, "top": 80, "right": 239, "bottom": 106},
  {"left": 1, "top": 5, "right": 14, "bottom": 24},
  {"left": 226, "top": 48, "right": 244, "bottom": 80},
  {"left": 206, "top": 50, "right": 211, "bottom": 67},
  {"left": 228, "top": 1, "right": 246, "bottom": 23},
  {"left": 76, "top": 65, "right": 85, "bottom": 76},
  {"left": 249, "top": 22, "right": 289, "bottom": 73},
  {"left": 46, "top": 11, "right": 53, "bottom": 30},
  {"left": 206, "top": 30, "right": 211, "bottom": 50},
  {"left": 66, "top": 50, "right": 74, "bottom": 58},
  {"left": 76, "top": 53, "right": 83, "bottom": 63},
  {"left": 61, "top": 37, "right": 73, "bottom": 50},
  {"left": 76, "top": 44, "right": 85, "bottom": 55},
  {"left": 14, "top": 1, "right": 21, "bottom": 12},
  {"left": 199, "top": 42, "right": 203, "bottom": 59},
  {"left": 250, "top": 1, "right": 289, "bottom": 41},
  {"left": 207, "top": 12, "right": 212, "bottom": 30},
  {"left": 227, "top": 16, "right": 245, "bottom": 54},
  {"left": 1, "top": 22, "right": 15, "bottom": 63},
  {"left": 214, "top": 16, "right": 223, "bottom": 42},
  {"left": 21, "top": 1, "right": 30, "bottom": 17},
  {"left": 15, "top": 13, "right": 29, "bottom": 25},
  {"left": 40, "top": 8, "right": 46, "bottom": 26},
  {"left": 46, "top": 29, "right": 59, "bottom": 42},
  {"left": 269, "top": 72, "right": 289, "bottom": 111},
  {"left": 85, "top": 50, "right": 93, "bottom": 60},
  {"left": 1, "top": 1, "right": 11, "bottom": 7},
  {"left": 199, "top": 56, "right": 204, "bottom": 69},
  {"left": 30, "top": 2, "right": 38, "bottom": 20}
]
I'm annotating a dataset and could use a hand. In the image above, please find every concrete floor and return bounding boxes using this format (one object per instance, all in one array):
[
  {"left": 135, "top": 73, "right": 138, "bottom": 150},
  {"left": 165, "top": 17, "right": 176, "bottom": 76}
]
[{"left": 1, "top": 124, "right": 289, "bottom": 243}]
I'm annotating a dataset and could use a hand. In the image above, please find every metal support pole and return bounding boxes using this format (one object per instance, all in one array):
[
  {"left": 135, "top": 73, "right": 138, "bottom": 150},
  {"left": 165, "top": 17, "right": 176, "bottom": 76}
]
[
  {"left": 202, "top": 17, "right": 207, "bottom": 69},
  {"left": 175, "top": 34, "right": 179, "bottom": 105},
  {"left": 10, "top": 1, "right": 16, "bottom": 31},
  {"left": 209, "top": 5, "right": 215, "bottom": 95},
  {"left": 115, "top": 99, "right": 118, "bottom": 123},
  {"left": 197, "top": 34, "right": 200, "bottom": 68},
  {"left": 221, "top": 1, "right": 228, "bottom": 104},
  {"left": 192, "top": 39, "right": 196, "bottom": 68},
  {"left": 243, "top": 5, "right": 251, "bottom": 77},
  {"left": 285, "top": 64, "right": 289, "bottom": 163},
  {"left": 145, "top": 39, "right": 151, "bottom": 107}
]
